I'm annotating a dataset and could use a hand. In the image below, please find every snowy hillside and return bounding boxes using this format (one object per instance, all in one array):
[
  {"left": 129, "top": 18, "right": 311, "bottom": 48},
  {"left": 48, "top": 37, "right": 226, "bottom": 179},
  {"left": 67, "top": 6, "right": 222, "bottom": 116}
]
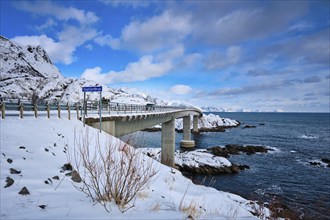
[
  {"left": 0, "top": 36, "right": 190, "bottom": 106},
  {"left": 0, "top": 117, "right": 266, "bottom": 219}
]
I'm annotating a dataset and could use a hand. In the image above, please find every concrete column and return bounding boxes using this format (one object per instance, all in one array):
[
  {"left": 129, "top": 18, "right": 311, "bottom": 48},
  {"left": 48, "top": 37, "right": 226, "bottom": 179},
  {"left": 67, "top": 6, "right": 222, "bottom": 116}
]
[
  {"left": 161, "top": 118, "right": 175, "bottom": 167},
  {"left": 180, "top": 116, "right": 195, "bottom": 148},
  {"left": 193, "top": 115, "right": 199, "bottom": 133},
  {"left": 183, "top": 116, "right": 191, "bottom": 140}
]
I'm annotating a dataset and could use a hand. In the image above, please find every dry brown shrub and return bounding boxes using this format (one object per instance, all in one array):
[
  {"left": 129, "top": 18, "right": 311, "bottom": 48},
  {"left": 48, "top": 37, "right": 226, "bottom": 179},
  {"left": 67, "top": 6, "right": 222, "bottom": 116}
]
[{"left": 69, "top": 129, "right": 158, "bottom": 212}]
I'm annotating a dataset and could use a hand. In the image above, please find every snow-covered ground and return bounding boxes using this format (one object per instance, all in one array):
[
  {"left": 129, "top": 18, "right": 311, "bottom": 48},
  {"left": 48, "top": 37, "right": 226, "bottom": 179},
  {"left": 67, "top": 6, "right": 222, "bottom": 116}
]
[{"left": 0, "top": 117, "right": 267, "bottom": 219}]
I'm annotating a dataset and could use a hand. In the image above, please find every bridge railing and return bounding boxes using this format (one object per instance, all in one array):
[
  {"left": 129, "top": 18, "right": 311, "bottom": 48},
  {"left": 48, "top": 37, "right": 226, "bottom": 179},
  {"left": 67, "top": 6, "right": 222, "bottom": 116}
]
[
  {"left": 84, "top": 101, "right": 188, "bottom": 116},
  {"left": 0, "top": 99, "right": 81, "bottom": 119},
  {"left": 0, "top": 98, "right": 191, "bottom": 119}
]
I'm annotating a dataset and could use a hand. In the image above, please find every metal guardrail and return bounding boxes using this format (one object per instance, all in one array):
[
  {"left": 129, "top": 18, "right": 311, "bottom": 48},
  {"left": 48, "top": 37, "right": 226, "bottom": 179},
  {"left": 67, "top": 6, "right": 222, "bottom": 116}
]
[
  {"left": 0, "top": 99, "right": 80, "bottom": 119},
  {"left": 0, "top": 99, "right": 190, "bottom": 119}
]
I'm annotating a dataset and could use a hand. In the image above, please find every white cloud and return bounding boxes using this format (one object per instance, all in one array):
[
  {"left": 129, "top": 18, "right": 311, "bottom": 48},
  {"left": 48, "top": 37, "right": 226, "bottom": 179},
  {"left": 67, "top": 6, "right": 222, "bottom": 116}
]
[
  {"left": 190, "top": 2, "right": 308, "bottom": 45},
  {"left": 81, "top": 55, "right": 172, "bottom": 84},
  {"left": 99, "top": 0, "right": 152, "bottom": 8},
  {"left": 12, "top": 26, "right": 97, "bottom": 65},
  {"left": 204, "top": 46, "right": 241, "bottom": 70},
  {"left": 170, "top": 84, "right": 192, "bottom": 95},
  {"left": 98, "top": 10, "right": 192, "bottom": 52},
  {"left": 14, "top": 1, "right": 99, "bottom": 25},
  {"left": 94, "top": 34, "right": 120, "bottom": 49}
]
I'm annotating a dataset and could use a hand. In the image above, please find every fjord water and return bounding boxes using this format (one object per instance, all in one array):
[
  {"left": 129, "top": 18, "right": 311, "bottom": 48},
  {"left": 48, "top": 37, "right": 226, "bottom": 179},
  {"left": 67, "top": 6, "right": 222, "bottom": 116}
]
[{"left": 129, "top": 113, "right": 330, "bottom": 219}]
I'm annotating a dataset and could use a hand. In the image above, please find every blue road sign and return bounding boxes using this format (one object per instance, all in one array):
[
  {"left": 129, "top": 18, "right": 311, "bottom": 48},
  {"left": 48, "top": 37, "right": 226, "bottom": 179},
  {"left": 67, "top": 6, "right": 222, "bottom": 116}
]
[{"left": 82, "top": 86, "right": 102, "bottom": 92}]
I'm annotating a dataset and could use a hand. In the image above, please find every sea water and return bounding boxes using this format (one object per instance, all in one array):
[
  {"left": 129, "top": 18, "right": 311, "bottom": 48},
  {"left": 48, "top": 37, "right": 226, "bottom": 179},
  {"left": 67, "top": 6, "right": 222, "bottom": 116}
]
[{"left": 125, "top": 113, "right": 330, "bottom": 219}]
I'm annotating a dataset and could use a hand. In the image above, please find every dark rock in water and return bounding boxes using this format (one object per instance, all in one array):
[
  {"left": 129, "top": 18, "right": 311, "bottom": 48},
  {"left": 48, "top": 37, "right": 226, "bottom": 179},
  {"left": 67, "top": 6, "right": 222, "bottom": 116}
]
[
  {"left": 309, "top": 161, "right": 322, "bottom": 167},
  {"left": 52, "top": 175, "right": 60, "bottom": 180},
  {"left": 7, "top": 158, "right": 13, "bottom": 163},
  {"left": 321, "top": 158, "right": 330, "bottom": 167},
  {"left": 321, "top": 158, "right": 330, "bottom": 163},
  {"left": 177, "top": 163, "right": 249, "bottom": 175},
  {"left": 238, "top": 164, "right": 250, "bottom": 170},
  {"left": 142, "top": 127, "right": 161, "bottom": 132},
  {"left": 10, "top": 168, "right": 21, "bottom": 174},
  {"left": 242, "top": 125, "right": 256, "bottom": 129},
  {"left": 4, "top": 177, "right": 14, "bottom": 188},
  {"left": 71, "top": 170, "right": 82, "bottom": 183},
  {"left": 208, "top": 146, "right": 230, "bottom": 158},
  {"left": 230, "top": 164, "right": 240, "bottom": 173},
  {"left": 198, "top": 126, "right": 226, "bottom": 132},
  {"left": 19, "top": 187, "right": 30, "bottom": 195},
  {"left": 19, "top": 146, "right": 26, "bottom": 149},
  {"left": 259, "top": 123, "right": 265, "bottom": 126},
  {"left": 208, "top": 145, "right": 270, "bottom": 157}
]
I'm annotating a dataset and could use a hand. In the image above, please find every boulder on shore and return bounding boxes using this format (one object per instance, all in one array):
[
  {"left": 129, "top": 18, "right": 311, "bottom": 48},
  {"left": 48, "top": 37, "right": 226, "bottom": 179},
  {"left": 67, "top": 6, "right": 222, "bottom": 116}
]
[{"left": 208, "top": 144, "right": 271, "bottom": 158}]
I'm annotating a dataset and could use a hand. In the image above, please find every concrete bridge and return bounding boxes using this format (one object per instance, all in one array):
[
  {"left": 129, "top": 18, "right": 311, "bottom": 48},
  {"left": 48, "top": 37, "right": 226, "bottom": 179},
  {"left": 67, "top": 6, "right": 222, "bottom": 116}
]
[{"left": 84, "top": 105, "right": 203, "bottom": 167}]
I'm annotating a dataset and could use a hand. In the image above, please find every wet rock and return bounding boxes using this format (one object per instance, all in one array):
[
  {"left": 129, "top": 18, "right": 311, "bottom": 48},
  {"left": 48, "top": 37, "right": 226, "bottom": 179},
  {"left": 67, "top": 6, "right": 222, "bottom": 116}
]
[
  {"left": 238, "top": 165, "right": 250, "bottom": 170},
  {"left": 208, "top": 147, "right": 230, "bottom": 158},
  {"left": 177, "top": 163, "right": 248, "bottom": 175},
  {"left": 7, "top": 158, "right": 13, "bottom": 164},
  {"left": 10, "top": 168, "right": 21, "bottom": 174},
  {"left": 19, "top": 146, "right": 25, "bottom": 149},
  {"left": 230, "top": 164, "right": 241, "bottom": 173},
  {"left": 208, "top": 145, "right": 270, "bottom": 157},
  {"left": 18, "top": 187, "right": 30, "bottom": 195},
  {"left": 321, "top": 158, "right": 330, "bottom": 168},
  {"left": 242, "top": 125, "right": 256, "bottom": 129},
  {"left": 52, "top": 175, "right": 60, "bottom": 180},
  {"left": 309, "top": 161, "right": 322, "bottom": 167},
  {"left": 4, "top": 177, "right": 14, "bottom": 188}
]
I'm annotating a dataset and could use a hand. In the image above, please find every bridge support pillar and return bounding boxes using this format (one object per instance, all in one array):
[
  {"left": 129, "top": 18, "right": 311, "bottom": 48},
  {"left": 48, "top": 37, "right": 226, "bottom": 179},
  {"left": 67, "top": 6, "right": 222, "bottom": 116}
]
[
  {"left": 193, "top": 115, "right": 199, "bottom": 133},
  {"left": 180, "top": 116, "right": 195, "bottom": 148},
  {"left": 161, "top": 118, "right": 175, "bottom": 167}
]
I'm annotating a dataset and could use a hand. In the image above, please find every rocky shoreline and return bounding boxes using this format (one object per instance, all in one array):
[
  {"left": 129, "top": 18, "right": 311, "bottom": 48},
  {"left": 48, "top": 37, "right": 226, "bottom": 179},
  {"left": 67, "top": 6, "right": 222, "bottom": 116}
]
[{"left": 140, "top": 144, "right": 272, "bottom": 176}]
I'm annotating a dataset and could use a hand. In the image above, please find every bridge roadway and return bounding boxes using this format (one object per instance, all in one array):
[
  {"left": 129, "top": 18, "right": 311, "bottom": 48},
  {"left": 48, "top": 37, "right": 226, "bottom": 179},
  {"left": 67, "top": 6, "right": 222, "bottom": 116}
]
[{"left": 84, "top": 108, "right": 203, "bottom": 167}]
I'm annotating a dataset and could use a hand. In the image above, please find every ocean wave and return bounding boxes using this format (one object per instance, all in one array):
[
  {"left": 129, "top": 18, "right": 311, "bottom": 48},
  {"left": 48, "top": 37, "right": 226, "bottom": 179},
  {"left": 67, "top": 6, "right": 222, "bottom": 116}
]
[
  {"left": 255, "top": 184, "right": 283, "bottom": 196},
  {"left": 299, "top": 135, "right": 319, "bottom": 139}
]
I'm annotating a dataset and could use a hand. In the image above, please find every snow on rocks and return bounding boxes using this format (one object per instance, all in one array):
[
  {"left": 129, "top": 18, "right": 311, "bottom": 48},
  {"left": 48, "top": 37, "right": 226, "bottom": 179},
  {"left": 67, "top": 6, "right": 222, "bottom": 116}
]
[
  {"left": 1, "top": 117, "right": 266, "bottom": 219},
  {"left": 139, "top": 148, "right": 248, "bottom": 175},
  {"left": 177, "top": 113, "right": 240, "bottom": 132},
  {"left": 145, "top": 113, "right": 240, "bottom": 132}
]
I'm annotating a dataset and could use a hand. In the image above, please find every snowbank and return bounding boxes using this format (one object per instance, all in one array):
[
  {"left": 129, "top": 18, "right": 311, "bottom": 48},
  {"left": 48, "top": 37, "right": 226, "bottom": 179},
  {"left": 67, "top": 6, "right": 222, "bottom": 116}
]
[{"left": 1, "top": 117, "right": 263, "bottom": 219}]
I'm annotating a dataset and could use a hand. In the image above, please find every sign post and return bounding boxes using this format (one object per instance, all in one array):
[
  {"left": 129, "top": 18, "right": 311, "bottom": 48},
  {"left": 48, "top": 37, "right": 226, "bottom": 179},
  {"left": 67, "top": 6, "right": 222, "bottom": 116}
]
[{"left": 82, "top": 86, "right": 103, "bottom": 132}]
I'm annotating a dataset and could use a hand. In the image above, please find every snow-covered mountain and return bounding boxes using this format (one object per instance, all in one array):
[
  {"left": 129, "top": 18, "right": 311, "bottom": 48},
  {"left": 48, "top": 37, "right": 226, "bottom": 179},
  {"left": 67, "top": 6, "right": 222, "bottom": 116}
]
[{"left": 0, "top": 36, "right": 178, "bottom": 105}]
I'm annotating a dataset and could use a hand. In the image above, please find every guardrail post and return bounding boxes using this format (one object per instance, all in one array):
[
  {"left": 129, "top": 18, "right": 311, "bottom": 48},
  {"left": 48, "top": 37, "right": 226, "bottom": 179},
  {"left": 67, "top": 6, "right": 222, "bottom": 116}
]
[
  {"left": 57, "top": 103, "right": 61, "bottom": 118},
  {"left": 19, "top": 103, "right": 24, "bottom": 118},
  {"left": 76, "top": 103, "right": 79, "bottom": 120},
  {"left": 67, "top": 102, "right": 70, "bottom": 120},
  {"left": 47, "top": 102, "right": 50, "bottom": 118},
  {"left": 1, "top": 103, "right": 5, "bottom": 119},
  {"left": 34, "top": 103, "right": 38, "bottom": 118}
]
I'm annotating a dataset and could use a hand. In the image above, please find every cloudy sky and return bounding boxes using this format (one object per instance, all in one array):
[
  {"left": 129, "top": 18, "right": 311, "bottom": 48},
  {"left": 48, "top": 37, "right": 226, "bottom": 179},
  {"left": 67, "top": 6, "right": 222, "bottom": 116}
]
[{"left": 1, "top": 0, "right": 329, "bottom": 112}]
